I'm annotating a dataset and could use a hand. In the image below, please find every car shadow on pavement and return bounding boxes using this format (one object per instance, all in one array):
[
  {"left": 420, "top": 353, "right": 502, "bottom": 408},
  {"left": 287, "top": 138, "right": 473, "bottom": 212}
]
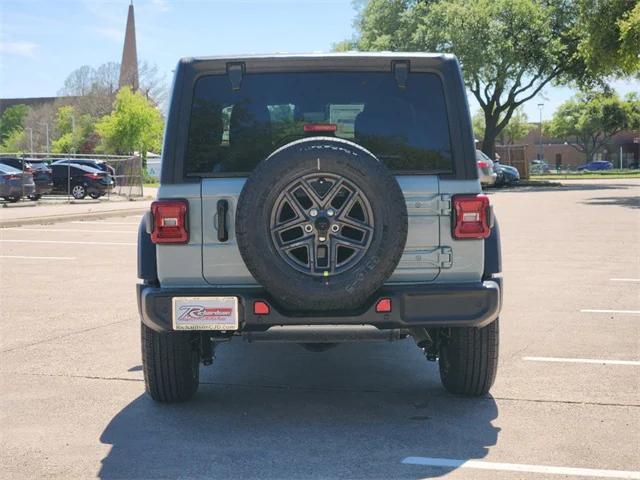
[
  {"left": 582, "top": 195, "right": 640, "bottom": 209},
  {"left": 488, "top": 182, "right": 634, "bottom": 193},
  {"left": 99, "top": 340, "right": 499, "bottom": 479}
]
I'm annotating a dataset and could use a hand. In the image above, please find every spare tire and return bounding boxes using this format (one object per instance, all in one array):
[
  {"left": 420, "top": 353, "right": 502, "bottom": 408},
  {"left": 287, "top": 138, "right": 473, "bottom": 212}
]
[{"left": 236, "top": 137, "right": 407, "bottom": 312}]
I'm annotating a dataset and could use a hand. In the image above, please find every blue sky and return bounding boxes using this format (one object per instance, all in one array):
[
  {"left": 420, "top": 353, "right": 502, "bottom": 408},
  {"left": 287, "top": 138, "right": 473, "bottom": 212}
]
[{"left": 1, "top": 0, "right": 637, "bottom": 121}]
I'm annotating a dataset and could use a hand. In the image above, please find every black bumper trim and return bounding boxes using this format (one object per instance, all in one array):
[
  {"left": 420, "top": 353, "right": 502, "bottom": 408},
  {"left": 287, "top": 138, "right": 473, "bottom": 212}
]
[{"left": 137, "top": 280, "right": 501, "bottom": 333}]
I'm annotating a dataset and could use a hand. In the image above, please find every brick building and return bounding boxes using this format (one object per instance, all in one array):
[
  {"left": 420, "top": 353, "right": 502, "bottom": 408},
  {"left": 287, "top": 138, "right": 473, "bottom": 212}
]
[{"left": 521, "top": 128, "right": 640, "bottom": 169}]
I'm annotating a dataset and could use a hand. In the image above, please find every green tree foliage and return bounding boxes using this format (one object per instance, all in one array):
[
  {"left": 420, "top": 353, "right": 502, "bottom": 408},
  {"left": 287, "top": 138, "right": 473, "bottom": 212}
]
[
  {"left": 95, "top": 87, "right": 164, "bottom": 159},
  {"left": 340, "top": 0, "right": 638, "bottom": 158},
  {"left": 577, "top": 0, "right": 640, "bottom": 76},
  {"left": 548, "top": 92, "right": 640, "bottom": 161},
  {"left": 50, "top": 106, "right": 95, "bottom": 154},
  {"left": 0, "top": 104, "right": 28, "bottom": 144}
]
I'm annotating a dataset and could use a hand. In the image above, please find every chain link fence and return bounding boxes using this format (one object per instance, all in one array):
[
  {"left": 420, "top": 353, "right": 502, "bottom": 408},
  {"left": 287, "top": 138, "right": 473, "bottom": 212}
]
[{"left": 0, "top": 152, "right": 144, "bottom": 201}]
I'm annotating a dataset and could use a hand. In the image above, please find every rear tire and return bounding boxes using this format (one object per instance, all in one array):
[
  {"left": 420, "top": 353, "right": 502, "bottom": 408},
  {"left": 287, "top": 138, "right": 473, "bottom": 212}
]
[
  {"left": 141, "top": 323, "right": 200, "bottom": 403},
  {"left": 438, "top": 319, "right": 499, "bottom": 396},
  {"left": 29, "top": 194, "right": 41, "bottom": 201},
  {"left": 89, "top": 192, "right": 102, "bottom": 199},
  {"left": 72, "top": 185, "right": 86, "bottom": 199}
]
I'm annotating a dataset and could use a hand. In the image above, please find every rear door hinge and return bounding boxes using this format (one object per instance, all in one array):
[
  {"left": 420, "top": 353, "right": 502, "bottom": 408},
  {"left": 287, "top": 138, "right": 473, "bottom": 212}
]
[
  {"left": 438, "top": 194, "right": 451, "bottom": 215},
  {"left": 438, "top": 247, "right": 453, "bottom": 268}
]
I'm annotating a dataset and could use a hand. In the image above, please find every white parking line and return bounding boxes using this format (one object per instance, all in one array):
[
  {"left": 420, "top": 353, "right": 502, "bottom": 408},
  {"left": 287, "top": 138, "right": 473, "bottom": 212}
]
[
  {"left": 610, "top": 278, "right": 640, "bottom": 283},
  {"left": 523, "top": 356, "right": 640, "bottom": 366},
  {"left": 4, "top": 228, "right": 135, "bottom": 234},
  {"left": 581, "top": 309, "right": 640, "bottom": 315},
  {"left": 71, "top": 221, "right": 139, "bottom": 225},
  {"left": 0, "top": 255, "right": 76, "bottom": 260},
  {"left": 402, "top": 457, "right": 640, "bottom": 479},
  {"left": 0, "top": 239, "right": 135, "bottom": 246}
]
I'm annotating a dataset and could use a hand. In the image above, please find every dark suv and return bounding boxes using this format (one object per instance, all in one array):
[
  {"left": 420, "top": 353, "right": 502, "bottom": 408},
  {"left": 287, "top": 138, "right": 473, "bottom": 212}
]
[{"left": 137, "top": 53, "right": 502, "bottom": 403}]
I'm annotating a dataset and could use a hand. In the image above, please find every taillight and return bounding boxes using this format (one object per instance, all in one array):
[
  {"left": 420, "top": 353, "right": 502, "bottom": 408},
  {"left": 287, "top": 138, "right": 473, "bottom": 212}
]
[
  {"left": 452, "top": 194, "right": 491, "bottom": 239},
  {"left": 150, "top": 199, "right": 189, "bottom": 244},
  {"left": 83, "top": 172, "right": 100, "bottom": 179},
  {"left": 3, "top": 174, "right": 20, "bottom": 180},
  {"left": 477, "top": 161, "right": 490, "bottom": 168},
  {"left": 304, "top": 123, "right": 337, "bottom": 133}
]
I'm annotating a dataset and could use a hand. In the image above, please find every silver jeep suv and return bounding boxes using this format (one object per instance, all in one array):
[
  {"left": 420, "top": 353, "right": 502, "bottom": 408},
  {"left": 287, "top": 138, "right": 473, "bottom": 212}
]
[{"left": 137, "top": 53, "right": 502, "bottom": 402}]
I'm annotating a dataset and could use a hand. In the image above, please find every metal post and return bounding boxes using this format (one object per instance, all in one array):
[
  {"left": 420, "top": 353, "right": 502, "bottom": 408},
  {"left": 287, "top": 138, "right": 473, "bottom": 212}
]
[
  {"left": 45, "top": 123, "right": 50, "bottom": 156},
  {"left": 537, "top": 103, "right": 544, "bottom": 162},
  {"left": 68, "top": 116, "right": 75, "bottom": 203},
  {"left": 619, "top": 146, "right": 623, "bottom": 170}
]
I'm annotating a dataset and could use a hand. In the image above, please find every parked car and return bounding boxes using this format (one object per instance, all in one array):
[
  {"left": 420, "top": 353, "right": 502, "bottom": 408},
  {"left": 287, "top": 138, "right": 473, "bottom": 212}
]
[
  {"left": 530, "top": 159, "right": 550, "bottom": 174},
  {"left": 576, "top": 160, "right": 613, "bottom": 171},
  {"left": 137, "top": 53, "right": 502, "bottom": 403},
  {"left": 476, "top": 150, "right": 497, "bottom": 186},
  {"left": 51, "top": 158, "right": 116, "bottom": 179},
  {"left": 493, "top": 161, "right": 520, "bottom": 185},
  {"left": 0, "top": 157, "right": 53, "bottom": 200},
  {"left": 0, "top": 163, "right": 36, "bottom": 202},
  {"left": 51, "top": 163, "right": 115, "bottom": 199}
]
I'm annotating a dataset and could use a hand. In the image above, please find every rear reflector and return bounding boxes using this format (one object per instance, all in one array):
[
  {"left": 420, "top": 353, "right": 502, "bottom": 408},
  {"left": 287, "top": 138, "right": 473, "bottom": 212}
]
[
  {"left": 253, "top": 301, "right": 270, "bottom": 315},
  {"left": 477, "top": 161, "right": 490, "bottom": 168},
  {"left": 375, "top": 298, "right": 392, "bottom": 313},
  {"left": 303, "top": 123, "right": 337, "bottom": 133},
  {"left": 150, "top": 199, "right": 189, "bottom": 244},
  {"left": 452, "top": 194, "right": 491, "bottom": 239}
]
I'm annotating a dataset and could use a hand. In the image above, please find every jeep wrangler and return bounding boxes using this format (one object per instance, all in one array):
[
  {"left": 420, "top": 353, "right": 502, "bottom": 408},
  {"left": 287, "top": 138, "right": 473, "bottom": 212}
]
[{"left": 137, "top": 53, "right": 501, "bottom": 403}]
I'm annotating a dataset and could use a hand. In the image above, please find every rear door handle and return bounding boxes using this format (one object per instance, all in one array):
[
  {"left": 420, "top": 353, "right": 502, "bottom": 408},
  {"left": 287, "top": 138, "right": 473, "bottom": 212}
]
[{"left": 216, "top": 199, "right": 229, "bottom": 242}]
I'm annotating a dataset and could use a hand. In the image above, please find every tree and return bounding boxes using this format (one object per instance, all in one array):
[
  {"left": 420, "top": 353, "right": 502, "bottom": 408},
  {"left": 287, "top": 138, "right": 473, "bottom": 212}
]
[
  {"left": 576, "top": 0, "right": 640, "bottom": 76},
  {"left": 339, "top": 0, "right": 638, "bottom": 159},
  {"left": 95, "top": 87, "right": 164, "bottom": 159},
  {"left": 548, "top": 92, "right": 640, "bottom": 162},
  {"left": 58, "top": 61, "right": 169, "bottom": 112},
  {"left": 50, "top": 105, "right": 96, "bottom": 154},
  {"left": 0, "top": 104, "right": 28, "bottom": 144}
]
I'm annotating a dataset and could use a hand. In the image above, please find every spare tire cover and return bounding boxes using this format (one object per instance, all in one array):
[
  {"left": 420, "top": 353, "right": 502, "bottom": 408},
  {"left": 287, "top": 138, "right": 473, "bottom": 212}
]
[{"left": 236, "top": 137, "right": 408, "bottom": 311}]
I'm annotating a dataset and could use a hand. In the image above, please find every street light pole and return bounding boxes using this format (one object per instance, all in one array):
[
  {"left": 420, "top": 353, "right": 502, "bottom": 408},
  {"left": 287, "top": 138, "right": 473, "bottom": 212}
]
[
  {"left": 27, "top": 127, "right": 34, "bottom": 156},
  {"left": 537, "top": 103, "right": 544, "bottom": 161}
]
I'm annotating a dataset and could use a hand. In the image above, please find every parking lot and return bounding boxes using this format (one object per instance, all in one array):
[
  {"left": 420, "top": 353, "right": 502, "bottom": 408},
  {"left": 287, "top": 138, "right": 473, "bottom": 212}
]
[{"left": 1, "top": 178, "right": 638, "bottom": 479}]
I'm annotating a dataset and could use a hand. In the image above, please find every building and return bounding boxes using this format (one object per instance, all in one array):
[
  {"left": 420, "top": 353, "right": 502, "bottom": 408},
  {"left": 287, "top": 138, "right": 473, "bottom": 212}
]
[{"left": 521, "top": 128, "right": 640, "bottom": 169}]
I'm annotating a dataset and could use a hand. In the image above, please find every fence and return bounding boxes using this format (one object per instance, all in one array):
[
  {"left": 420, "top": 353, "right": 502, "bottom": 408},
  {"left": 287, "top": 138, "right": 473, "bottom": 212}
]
[
  {"left": 0, "top": 152, "right": 144, "bottom": 200},
  {"left": 495, "top": 144, "right": 529, "bottom": 179}
]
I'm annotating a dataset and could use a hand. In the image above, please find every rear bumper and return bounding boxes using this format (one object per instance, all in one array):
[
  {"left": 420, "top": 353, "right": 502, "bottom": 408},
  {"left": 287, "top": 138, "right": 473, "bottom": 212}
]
[{"left": 137, "top": 280, "right": 501, "bottom": 333}]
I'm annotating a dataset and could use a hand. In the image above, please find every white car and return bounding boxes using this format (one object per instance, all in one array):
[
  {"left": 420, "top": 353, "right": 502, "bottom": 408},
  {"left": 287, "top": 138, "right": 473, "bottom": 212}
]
[{"left": 476, "top": 150, "right": 497, "bottom": 186}]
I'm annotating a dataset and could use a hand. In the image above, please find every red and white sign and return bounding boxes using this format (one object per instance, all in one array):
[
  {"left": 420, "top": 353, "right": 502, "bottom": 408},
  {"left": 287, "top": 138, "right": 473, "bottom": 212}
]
[{"left": 172, "top": 297, "right": 238, "bottom": 331}]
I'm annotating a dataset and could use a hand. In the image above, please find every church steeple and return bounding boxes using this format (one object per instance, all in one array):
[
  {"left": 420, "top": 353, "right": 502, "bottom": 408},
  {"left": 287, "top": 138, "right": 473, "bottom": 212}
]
[{"left": 118, "top": 2, "right": 139, "bottom": 91}]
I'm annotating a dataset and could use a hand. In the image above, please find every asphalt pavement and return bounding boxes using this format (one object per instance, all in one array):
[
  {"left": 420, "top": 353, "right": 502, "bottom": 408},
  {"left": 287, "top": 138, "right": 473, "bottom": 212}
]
[{"left": 0, "top": 179, "right": 638, "bottom": 479}]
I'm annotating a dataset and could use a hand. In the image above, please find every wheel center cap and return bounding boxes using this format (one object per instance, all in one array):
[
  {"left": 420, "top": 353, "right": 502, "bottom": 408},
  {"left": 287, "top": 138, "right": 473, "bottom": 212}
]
[{"left": 314, "top": 216, "right": 330, "bottom": 233}]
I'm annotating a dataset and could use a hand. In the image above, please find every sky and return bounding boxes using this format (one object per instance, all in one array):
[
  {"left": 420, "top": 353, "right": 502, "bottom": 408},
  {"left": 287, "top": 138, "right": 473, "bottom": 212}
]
[{"left": 0, "top": 0, "right": 638, "bottom": 121}]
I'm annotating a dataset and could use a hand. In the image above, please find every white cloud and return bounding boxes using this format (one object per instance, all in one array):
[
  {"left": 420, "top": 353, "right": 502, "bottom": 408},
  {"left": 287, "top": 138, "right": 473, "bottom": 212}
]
[{"left": 0, "top": 41, "right": 39, "bottom": 58}]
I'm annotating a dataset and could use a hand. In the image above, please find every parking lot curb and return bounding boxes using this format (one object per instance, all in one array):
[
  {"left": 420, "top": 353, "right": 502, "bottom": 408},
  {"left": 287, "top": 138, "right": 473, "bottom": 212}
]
[{"left": 0, "top": 206, "right": 148, "bottom": 228}]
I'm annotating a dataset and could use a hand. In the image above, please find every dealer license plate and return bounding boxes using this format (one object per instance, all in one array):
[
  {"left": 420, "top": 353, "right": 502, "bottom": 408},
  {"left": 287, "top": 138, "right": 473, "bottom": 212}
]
[{"left": 172, "top": 297, "right": 239, "bottom": 331}]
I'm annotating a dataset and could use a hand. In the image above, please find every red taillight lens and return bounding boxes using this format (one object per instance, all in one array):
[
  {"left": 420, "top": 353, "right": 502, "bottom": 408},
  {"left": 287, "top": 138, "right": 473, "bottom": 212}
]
[
  {"left": 83, "top": 173, "right": 100, "bottom": 179},
  {"left": 150, "top": 199, "right": 189, "bottom": 244},
  {"left": 3, "top": 174, "right": 20, "bottom": 180},
  {"left": 375, "top": 298, "right": 392, "bottom": 313},
  {"left": 452, "top": 194, "right": 491, "bottom": 239},
  {"left": 477, "top": 161, "right": 489, "bottom": 168},
  {"left": 303, "top": 123, "right": 337, "bottom": 133},
  {"left": 253, "top": 301, "right": 270, "bottom": 315}
]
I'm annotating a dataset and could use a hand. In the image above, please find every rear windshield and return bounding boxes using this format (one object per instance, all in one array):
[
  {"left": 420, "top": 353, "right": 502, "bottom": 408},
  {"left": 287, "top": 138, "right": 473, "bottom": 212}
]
[{"left": 185, "top": 72, "right": 452, "bottom": 176}]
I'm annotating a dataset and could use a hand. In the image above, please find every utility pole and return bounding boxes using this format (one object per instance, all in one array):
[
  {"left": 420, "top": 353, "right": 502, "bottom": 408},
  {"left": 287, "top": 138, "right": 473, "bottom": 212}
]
[
  {"left": 26, "top": 127, "right": 34, "bottom": 156},
  {"left": 537, "top": 103, "right": 544, "bottom": 161}
]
